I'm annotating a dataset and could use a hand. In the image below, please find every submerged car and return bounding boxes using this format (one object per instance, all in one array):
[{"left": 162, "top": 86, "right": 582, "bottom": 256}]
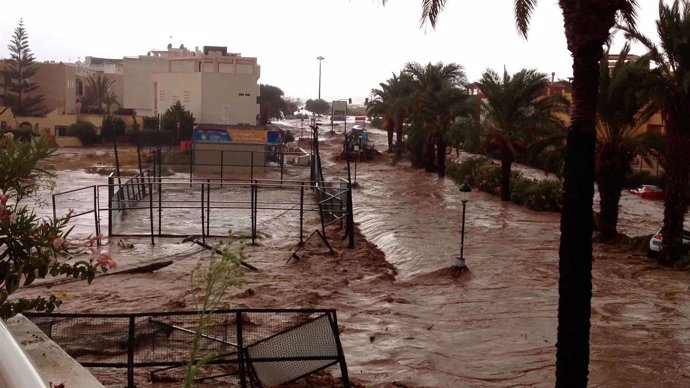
[
  {"left": 648, "top": 227, "right": 690, "bottom": 257},
  {"left": 630, "top": 185, "right": 664, "bottom": 200}
]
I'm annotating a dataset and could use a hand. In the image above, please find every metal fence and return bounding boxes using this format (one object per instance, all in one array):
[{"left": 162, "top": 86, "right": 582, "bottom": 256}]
[
  {"left": 50, "top": 123, "right": 355, "bottom": 249},
  {"left": 25, "top": 309, "right": 349, "bottom": 388}
]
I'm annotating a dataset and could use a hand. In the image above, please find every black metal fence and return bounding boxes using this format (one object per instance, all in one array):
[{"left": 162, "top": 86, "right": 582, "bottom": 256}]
[
  {"left": 25, "top": 309, "right": 349, "bottom": 388},
  {"left": 50, "top": 123, "right": 355, "bottom": 249}
]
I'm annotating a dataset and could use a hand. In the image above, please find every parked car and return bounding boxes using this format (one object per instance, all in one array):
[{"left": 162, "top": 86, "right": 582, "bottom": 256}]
[
  {"left": 647, "top": 227, "right": 690, "bottom": 257},
  {"left": 630, "top": 185, "right": 664, "bottom": 200}
]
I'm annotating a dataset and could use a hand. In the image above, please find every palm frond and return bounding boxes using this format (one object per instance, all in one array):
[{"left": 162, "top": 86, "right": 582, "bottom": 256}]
[{"left": 514, "top": 0, "right": 537, "bottom": 38}]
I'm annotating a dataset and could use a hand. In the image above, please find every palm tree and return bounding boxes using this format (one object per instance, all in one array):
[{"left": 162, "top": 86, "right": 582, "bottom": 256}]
[
  {"left": 81, "top": 74, "right": 118, "bottom": 113},
  {"left": 596, "top": 45, "right": 662, "bottom": 241},
  {"left": 367, "top": 72, "right": 414, "bottom": 153},
  {"left": 405, "top": 62, "right": 471, "bottom": 176},
  {"left": 620, "top": 0, "right": 690, "bottom": 264},
  {"left": 477, "top": 68, "right": 568, "bottom": 200},
  {"left": 387, "top": 0, "right": 640, "bottom": 385}
]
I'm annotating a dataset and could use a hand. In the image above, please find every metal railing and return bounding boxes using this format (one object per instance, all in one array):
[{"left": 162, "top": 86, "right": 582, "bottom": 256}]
[{"left": 25, "top": 309, "right": 350, "bottom": 388}]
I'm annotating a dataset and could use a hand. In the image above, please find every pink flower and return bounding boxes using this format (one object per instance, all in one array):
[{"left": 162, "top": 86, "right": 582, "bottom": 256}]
[
  {"left": 86, "top": 234, "right": 103, "bottom": 247},
  {"left": 96, "top": 254, "right": 117, "bottom": 270},
  {"left": 0, "top": 195, "right": 7, "bottom": 205},
  {"left": 52, "top": 237, "right": 64, "bottom": 248}
]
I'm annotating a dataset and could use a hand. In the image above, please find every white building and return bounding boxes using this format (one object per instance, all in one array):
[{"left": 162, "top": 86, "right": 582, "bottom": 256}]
[{"left": 123, "top": 45, "right": 260, "bottom": 125}]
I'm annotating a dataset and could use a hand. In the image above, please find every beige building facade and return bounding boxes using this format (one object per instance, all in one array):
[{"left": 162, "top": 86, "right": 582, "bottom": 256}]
[
  {"left": 124, "top": 45, "right": 260, "bottom": 124},
  {"left": 0, "top": 61, "right": 77, "bottom": 115}
]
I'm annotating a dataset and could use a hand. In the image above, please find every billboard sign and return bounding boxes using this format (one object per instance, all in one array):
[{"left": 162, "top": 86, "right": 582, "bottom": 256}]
[
  {"left": 194, "top": 128, "right": 267, "bottom": 144},
  {"left": 332, "top": 100, "right": 347, "bottom": 121}
]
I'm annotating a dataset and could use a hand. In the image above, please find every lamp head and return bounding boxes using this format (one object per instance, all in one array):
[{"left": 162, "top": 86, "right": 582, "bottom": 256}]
[{"left": 459, "top": 182, "right": 472, "bottom": 202}]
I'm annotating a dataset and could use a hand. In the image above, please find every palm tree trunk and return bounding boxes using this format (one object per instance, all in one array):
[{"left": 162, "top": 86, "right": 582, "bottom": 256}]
[
  {"left": 424, "top": 136, "right": 436, "bottom": 172},
  {"left": 556, "top": 44, "right": 600, "bottom": 388},
  {"left": 660, "top": 121, "right": 690, "bottom": 264},
  {"left": 387, "top": 120, "right": 394, "bottom": 152},
  {"left": 597, "top": 151, "right": 625, "bottom": 241},
  {"left": 500, "top": 150, "right": 513, "bottom": 201},
  {"left": 395, "top": 121, "right": 404, "bottom": 156},
  {"left": 436, "top": 137, "right": 446, "bottom": 177}
]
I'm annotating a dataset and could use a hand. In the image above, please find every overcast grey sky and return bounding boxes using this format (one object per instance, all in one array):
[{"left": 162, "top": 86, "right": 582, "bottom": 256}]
[{"left": 0, "top": 0, "right": 662, "bottom": 103}]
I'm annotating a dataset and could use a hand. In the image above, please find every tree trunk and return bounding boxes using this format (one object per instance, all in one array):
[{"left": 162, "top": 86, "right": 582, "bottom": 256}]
[
  {"left": 596, "top": 148, "right": 625, "bottom": 241},
  {"left": 660, "top": 122, "right": 690, "bottom": 264},
  {"left": 436, "top": 137, "right": 446, "bottom": 177},
  {"left": 395, "top": 121, "right": 404, "bottom": 156},
  {"left": 500, "top": 150, "right": 513, "bottom": 201},
  {"left": 423, "top": 137, "right": 436, "bottom": 172},
  {"left": 383, "top": 119, "right": 395, "bottom": 152},
  {"left": 555, "top": 44, "right": 601, "bottom": 388}
]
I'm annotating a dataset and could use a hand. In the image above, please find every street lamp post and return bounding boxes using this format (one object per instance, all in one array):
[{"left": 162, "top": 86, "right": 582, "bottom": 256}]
[
  {"left": 454, "top": 181, "right": 472, "bottom": 271},
  {"left": 317, "top": 56, "right": 324, "bottom": 100}
]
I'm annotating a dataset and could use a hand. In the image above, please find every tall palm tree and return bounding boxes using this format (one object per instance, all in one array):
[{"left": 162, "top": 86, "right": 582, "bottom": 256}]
[
  {"left": 386, "top": 0, "right": 640, "bottom": 385},
  {"left": 367, "top": 72, "right": 414, "bottom": 152},
  {"left": 478, "top": 68, "right": 568, "bottom": 200},
  {"left": 405, "top": 62, "right": 471, "bottom": 176},
  {"left": 620, "top": 0, "right": 690, "bottom": 264},
  {"left": 596, "top": 45, "right": 662, "bottom": 241},
  {"left": 82, "top": 74, "right": 118, "bottom": 113}
]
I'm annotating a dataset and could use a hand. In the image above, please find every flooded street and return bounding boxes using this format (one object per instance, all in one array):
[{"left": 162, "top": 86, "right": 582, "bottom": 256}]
[{"left": 14, "top": 125, "right": 690, "bottom": 387}]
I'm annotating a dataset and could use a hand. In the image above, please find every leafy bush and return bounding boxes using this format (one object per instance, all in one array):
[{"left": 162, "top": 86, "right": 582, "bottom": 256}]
[
  {"left": 142, "top": 116, "right": 160, "bottom": 130},
  {"left": 67, "top": 122, "right": 99, "bottom": 146},
  {"left": 446, "top": 157, "right": 562, "bottom": 212},
  {"left": 126, "top": 127, "right": 140, "bottom": 144},
  {"left": 0, "top": 136, "right": 113, "bottom": 319},
  {"left": 139, "top": 129, "right": 174, "bottom": 147},
  {"left": 113, "top": 107, "right": 136, "bottom": 116},
  {"left": 101, "top": 116, "right": 126, "bottom": 141}
]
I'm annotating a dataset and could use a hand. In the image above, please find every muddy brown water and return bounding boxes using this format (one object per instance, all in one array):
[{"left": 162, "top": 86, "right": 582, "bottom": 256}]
[{"left": 13, "top": 124, "right": 690, "bottom": 387}]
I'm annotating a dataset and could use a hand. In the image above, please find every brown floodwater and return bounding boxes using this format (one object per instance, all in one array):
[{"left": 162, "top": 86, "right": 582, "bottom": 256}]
[{"left": 13, "top": 123, "right": 690, "bottom": 387}]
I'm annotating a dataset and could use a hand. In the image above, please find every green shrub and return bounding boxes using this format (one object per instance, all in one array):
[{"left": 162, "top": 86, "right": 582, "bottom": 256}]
[
  {"left": 446, "top": 157, "right": 562, "bottom": 212},
  {"left": 101, "top": 116, "right": 126, "bottom": 141},
  {"left": 114, "top": 107, "right": 136, "bottom": 116},
  {"left": 142, "top": 116, "right": 160, "bottom": 130},
  {"left": 67, "top": 122, "right": 99, "bottom": 146},
  {"left": 126, "top": 127, "right": 140, "bottom": 144},
  {"left": 139, "top": 129, "right": 173, "bottom": 147}
]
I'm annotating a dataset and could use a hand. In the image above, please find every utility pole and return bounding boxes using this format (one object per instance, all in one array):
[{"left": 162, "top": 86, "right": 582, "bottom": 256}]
[{"left": 317, "top": 56, "right": 324, "bottom": 100}]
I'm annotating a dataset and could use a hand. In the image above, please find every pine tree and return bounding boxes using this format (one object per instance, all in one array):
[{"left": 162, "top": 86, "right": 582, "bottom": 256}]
[{"left": 2, "top": 19, "right": 44, "bottom": 116}]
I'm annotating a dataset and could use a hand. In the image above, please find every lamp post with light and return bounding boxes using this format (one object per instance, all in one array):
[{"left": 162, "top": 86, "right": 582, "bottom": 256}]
[
  {"left": 454, "top": 181, "right": 472, "bottom": 270},
  {"left": 317, "top": 56, "right": 324, "bottom": 100}
]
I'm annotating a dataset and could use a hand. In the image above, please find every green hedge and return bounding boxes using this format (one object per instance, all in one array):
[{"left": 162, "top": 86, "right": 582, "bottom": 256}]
[
  {"left": 139, "top": 129, "right": 174, "bottom": 147},
  {"left": 446, "top": 157, "right": 562, "bottom": 212},
  {"left": 67, "top": 122, "right": 99, "bottom": 146}
]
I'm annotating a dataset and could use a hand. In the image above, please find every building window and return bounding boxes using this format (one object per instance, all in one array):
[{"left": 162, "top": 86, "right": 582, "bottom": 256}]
[
  {"left": 221, "top": 104, "right": 231, "bottom": 122},
  {"left": 55, "top": 126, "right": 68, "bottom": 137},
  {"left": 183, "top": 91, "right": 191, "bottom": 103},
  {"left": 238, "top": 92, "right": 251, "bottom": 97},
  {"left": 160, "top": 90, "right": 166, "bottom": 101},
  {"left": 172, "top": 95, "right": 179, "bottom": 103}
]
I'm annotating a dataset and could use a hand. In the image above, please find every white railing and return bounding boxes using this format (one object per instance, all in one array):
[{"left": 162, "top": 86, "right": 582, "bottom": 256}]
[{"left": 0, "top": 318, "right": 46, "bottom": 387}]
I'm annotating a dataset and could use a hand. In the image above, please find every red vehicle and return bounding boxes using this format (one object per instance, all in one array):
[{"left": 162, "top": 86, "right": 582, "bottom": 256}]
[{"left": 629, "top": 185, "right": 664, "bottom": 200}]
